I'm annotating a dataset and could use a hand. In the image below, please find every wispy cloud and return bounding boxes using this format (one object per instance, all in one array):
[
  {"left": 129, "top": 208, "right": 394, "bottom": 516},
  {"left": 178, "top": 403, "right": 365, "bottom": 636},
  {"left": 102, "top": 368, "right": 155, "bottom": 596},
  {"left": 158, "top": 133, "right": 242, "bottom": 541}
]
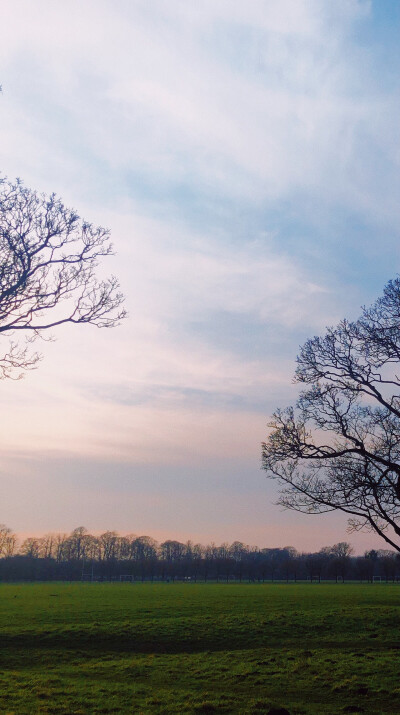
[
  {"left": 0, "top": 0, "right": 397, "bottom": 549},
  {"left": 1, "top": 1, "right": 398, "bottom": 219}
]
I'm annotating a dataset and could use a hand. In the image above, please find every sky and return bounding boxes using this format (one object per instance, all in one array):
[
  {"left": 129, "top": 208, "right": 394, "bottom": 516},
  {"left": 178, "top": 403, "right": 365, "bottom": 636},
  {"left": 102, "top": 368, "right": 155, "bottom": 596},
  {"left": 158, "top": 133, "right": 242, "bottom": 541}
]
[{"left": 0, "top": 0, "right": 399, "bottom": 553}]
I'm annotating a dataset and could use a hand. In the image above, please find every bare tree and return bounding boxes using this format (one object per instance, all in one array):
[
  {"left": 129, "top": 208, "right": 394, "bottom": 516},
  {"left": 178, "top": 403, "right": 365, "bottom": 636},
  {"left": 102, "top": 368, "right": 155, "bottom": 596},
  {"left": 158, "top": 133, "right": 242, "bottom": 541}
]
[
  {"left": 98, "top": 530, "right": 119, "bottom": 561},
  {"left": 0, "top": 524, "right": 16, "bottom": 556},
  {"left": 160, "top": 539, "right": 185, "bottom": 561},
  {"left": 20, "top": 537, "right": 41, "bottom": 558},
  {"left": 262, "top": 278, "right": 400, "bottom": 552},
  {"left": 130, "top": 535, "right": 158, "bottom": 561},
  {"left": 329, "top": 542, "right": 354, "bottom": 582},
  {"left": 39, "top": 533, "right": 55, "bottom": 559},
  {"left": 0, "top": 178, "right": 126, "bottom": 378},
  {"left": 54, "top": 533, "right": 69, "bottom": 562},
  {"left": 66, "top": 526, "right": 89, "bottom": 560}
]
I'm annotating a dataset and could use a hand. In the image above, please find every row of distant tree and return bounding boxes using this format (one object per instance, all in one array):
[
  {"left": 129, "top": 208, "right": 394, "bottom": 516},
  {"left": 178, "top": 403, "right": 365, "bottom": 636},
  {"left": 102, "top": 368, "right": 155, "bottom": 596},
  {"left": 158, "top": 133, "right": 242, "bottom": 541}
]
[{"left": 0, "top": 525, "right": 399, "bottom": 583}]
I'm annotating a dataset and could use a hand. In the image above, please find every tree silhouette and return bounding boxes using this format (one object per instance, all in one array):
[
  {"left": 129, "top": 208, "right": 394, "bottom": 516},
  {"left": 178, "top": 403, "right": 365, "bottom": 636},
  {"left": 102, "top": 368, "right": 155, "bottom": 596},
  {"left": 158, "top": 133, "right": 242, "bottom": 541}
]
[
  {"left": 262, "top": 278, "right": 400, "bottom": 552},
  {"left": 0, "top": 177, "right": 126, "bottom": 378}
]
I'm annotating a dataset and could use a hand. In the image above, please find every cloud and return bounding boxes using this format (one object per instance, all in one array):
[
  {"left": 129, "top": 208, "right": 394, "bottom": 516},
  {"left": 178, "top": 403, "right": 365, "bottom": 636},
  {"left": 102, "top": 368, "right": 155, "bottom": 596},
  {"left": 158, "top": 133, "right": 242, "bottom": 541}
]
[
  {"left": 1, "top": 0, "right": 397, "bottom": 226},
  {"left": 0, "top": 0, "right": 398, "bottom": 549}
]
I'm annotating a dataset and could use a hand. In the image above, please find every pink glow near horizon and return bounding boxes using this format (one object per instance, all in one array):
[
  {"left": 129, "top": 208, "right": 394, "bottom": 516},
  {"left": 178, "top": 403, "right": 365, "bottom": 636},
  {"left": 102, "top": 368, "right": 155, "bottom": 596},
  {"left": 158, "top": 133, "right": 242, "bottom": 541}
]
[{"left": 0, "top": 1, "right": 399, "bottom": 554}]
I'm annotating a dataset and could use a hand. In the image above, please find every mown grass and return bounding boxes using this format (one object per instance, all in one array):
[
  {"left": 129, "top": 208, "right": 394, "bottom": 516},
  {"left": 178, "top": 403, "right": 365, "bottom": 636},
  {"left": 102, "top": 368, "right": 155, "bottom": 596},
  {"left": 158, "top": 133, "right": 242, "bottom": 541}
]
[{"left": 0, "top": 582, "right": 398, "bottom": 714}]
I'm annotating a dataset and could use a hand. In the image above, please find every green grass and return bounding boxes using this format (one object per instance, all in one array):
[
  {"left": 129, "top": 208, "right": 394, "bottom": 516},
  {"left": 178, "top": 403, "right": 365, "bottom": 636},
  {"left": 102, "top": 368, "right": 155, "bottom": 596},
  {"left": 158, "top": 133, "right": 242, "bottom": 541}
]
[{"left": 0, "top": 582, "right": 399, "bottom": 714}]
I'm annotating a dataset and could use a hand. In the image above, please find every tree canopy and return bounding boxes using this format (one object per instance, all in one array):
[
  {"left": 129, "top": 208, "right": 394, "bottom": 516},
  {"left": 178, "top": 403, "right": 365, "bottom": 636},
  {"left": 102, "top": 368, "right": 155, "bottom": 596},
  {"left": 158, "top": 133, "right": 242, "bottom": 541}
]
[
  {"left": 0, "top": 178, "right": 126, "bottom": 377},
  {"left": 262, "top": 278, "right": 400, "bottom": 553}
]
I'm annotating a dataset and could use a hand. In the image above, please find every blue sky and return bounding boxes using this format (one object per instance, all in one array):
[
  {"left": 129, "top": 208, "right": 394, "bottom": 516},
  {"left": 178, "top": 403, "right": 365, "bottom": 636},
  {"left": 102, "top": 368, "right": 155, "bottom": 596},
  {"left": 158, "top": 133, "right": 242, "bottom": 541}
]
[{"left": 0, "top": 0, "right": 399, "bottom": 552}]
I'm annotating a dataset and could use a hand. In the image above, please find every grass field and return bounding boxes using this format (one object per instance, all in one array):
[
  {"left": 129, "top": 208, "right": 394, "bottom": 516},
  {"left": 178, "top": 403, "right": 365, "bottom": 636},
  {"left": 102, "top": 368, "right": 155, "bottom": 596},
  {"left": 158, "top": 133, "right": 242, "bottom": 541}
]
[{"left": 0, "top": 582, "right": 399, "bottom": 714}]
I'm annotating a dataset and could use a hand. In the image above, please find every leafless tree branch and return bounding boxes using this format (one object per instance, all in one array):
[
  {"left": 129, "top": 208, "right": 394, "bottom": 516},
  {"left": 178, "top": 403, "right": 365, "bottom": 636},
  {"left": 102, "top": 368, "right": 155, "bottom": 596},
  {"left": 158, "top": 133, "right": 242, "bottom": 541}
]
[
  {"left": 0, "top": 178, "right": 126, "bottom": 378},
  {"left": 262, "top": 278, "right": 400, "bottom": 552}
]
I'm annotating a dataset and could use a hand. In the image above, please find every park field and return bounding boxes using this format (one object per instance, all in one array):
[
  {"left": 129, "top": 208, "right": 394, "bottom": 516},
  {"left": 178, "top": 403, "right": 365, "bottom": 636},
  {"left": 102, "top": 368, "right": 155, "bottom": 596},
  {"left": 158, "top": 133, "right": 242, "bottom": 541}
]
[{"left": 0, "top": 583, "right": 399, "bottom": 714}]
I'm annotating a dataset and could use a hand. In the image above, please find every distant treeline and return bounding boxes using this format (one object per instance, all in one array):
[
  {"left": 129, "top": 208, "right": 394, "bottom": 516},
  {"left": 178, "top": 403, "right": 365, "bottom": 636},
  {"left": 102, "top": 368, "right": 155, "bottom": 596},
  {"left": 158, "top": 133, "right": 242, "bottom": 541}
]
[{"left": 0, "top": 525, "right": 399, "bottom": 583}]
